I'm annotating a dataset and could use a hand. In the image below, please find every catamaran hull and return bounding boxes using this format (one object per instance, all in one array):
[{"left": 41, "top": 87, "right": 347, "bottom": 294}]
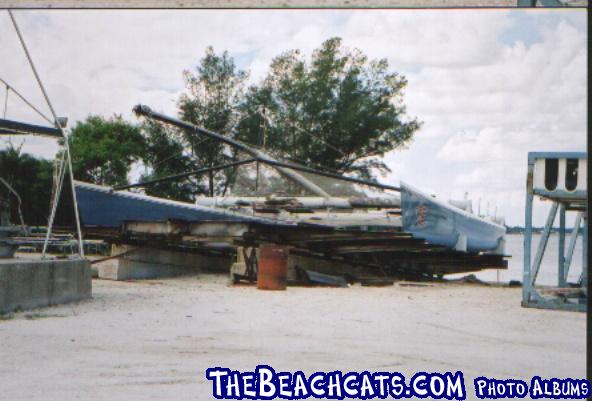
[
  {"left": 401, "top": 183, "right": 506, "bottom": 253},
  {"left": 74, "top": 181, "right": 285, "bottom": 228}
]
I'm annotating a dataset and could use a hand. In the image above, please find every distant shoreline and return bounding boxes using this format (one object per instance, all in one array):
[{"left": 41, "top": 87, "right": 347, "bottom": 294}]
[{"left": 506, "top": 227, "right": 584, "bottom": 235}]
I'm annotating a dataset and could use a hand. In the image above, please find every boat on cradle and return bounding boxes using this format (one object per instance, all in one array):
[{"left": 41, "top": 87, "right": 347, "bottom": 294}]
[
  {"left": 400, "top": 182, "right": 506, "bottom": 254},
  {"left": 76, "top": 106, "right": 507, "bottom": 259}
]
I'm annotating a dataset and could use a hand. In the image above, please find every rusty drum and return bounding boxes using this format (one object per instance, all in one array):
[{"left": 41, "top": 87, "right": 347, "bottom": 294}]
[{"left": 257, "top": 244, "right": 289, "bottom": 290}]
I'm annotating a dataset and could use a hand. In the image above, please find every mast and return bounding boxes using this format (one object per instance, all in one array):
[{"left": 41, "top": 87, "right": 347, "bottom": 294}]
[{"left": 132, "top": 105, "right": 331, "bottom": 197}]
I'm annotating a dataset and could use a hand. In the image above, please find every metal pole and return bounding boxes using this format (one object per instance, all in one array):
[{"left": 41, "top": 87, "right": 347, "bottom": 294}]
[
  {"left": 564, "top": 212, "right": 582, "bottom": 282},
  {"left": 9, "top": 10, "right": 84, "bottom": 258},
  {"left": 64, "top": 139, "right": 84, "bottom": 257},
  {"left": 8, "top": 11, "right": 58, "bottom": 121},
  {"left": 260, "top": 107, "right": 265, "bottom": 149},
  {"left": 42, "top": 150, "right": 66, "bottom": 258},
  {"left": 582, "top": 212, "right": 588, "bottom": 290},
  {"left": 558, "top": 203, "right": 566, "bottom": 287},
  {"left": 3, "top": 84, "right": 8, "bottom": 119},
  {"left": 0, "top": 117, "right": 62, "bottom": 138},
  {"left": 523, "top": 159, "right": 535, "bottom": 304},
  {"left": 259, "top": 159, "right": 401, "bottom": 192},
  {"left": 0, "top": 78, "right": 53, "bottom": 125},
  {"left": 530, "top": 202, "right": 559, "bottom": 287},
  {"left": 255, "top": 161, "right": 260, "bottom": 192},
  {"left": 132, "top": 104, "right": 331, "bottom": 197},
  {"left": 114, "top": 158, "right": 257, "bottom": 190}
]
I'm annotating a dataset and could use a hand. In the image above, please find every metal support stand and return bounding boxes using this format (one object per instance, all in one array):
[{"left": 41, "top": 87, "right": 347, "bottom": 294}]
[
  {"left": 558, "top": 203, "right": 566, "bottom": 288},
  {"left": 522, "top": 152, "right": 587, "bottom": 312}
]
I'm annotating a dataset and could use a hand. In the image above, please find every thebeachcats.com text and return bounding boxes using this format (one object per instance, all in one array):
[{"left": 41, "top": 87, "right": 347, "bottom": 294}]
[{"left": 205, "top": 366, "right": 590, "bottom": 400}]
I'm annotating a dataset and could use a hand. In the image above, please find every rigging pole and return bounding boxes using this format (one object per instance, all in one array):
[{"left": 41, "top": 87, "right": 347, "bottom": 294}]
[
  {"left": 133, "top": 104, "right": 332, "bottom": 198},
  {"left": 8, "top": 10, "right": 85, "bottom": 258}
]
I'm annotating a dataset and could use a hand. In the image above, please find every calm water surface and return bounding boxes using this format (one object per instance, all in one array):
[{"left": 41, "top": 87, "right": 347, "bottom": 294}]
[{"left": 452, "top": 233, "right": 584, "bottom": 286}]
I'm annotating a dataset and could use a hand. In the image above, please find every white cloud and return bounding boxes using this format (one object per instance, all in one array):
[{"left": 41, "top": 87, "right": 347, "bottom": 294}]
[
  {"left": 384, "top": 11, "right": 586, "bottom": 226},
  {"left": 341, "top": 10, "right": 511, "bottom": 69},
  {"left": 0, "top": 9, "right": 586, "bottom": 226},
  {"left": 437, "top": 128, "right": 521, "bottom": 165}
]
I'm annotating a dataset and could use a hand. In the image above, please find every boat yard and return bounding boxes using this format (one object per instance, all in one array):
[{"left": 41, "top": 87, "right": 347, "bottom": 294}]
[
  {"left": 1, "top": 86, "right": 512, "bottom": 308},
  {"left": 0, "top": 5, "right": 588, "bottom": 401},
  {"left": 63, "top": 105, "right": 509, "bottom": 285}
]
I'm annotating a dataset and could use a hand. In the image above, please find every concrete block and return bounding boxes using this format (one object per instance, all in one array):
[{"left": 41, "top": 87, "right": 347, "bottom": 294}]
[
  {"left": 0, "top": 258, "right": 91, "bottom": 314},
  {"left": 99, "top": 245, "right": 233, "bottom": 280}
]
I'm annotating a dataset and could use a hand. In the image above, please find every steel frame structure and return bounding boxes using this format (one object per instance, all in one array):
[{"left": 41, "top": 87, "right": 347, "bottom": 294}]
[{"left": 523, "top": 152, "right": 587, "bottom": 312}]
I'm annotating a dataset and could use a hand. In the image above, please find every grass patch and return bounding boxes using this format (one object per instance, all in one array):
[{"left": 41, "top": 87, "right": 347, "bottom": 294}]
[
  {"left": 0, "top": 313, "right": 14, "bottom": 321},
  {"left": 24, "top": 312, "right": 68, "bottom": 320}
]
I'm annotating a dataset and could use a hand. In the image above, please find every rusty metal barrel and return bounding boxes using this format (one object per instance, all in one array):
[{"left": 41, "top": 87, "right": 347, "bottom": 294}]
[{"left": 257, "top": 244, "right": 289, "bottom": 290}]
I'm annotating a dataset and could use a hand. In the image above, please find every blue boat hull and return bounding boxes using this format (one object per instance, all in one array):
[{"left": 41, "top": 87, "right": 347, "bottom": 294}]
[
  {"left": 401, "top": 182, "right": 506, "bottom": 253},
  {"left": 74, "top": 181, "right": 284, "bottom": 228}
]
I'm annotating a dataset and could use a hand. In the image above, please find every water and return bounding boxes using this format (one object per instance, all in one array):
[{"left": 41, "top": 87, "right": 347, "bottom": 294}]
[{"left": 451, "top": 233, "right": 585, "bottom": 286}]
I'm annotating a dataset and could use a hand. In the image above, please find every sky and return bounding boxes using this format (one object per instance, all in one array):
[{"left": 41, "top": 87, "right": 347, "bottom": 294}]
[{"left": 0, "top": 9, "right": 587, "bottom": 226}]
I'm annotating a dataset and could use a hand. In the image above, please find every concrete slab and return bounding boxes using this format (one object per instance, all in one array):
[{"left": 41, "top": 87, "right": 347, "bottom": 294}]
[
  {"left": 0, "top": 258, "right": 91, "bottom": 314},
  {"left": 98, "top": 245, "right": 232, "bottom": 280}
]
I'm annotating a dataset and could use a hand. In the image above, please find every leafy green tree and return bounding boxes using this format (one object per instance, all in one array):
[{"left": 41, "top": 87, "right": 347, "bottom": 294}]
[
  {"left": 140, "top": 121, "right": 196, "bottom": 202},
  {"left": 178, "top": 46, "right": 249, "bottom": 196},
  {"left": 68, "top": 115, "right": 145, "bottom": 186},
  {"left": 237, "top": 37, "right": 421, "bottom": 180},
  {"left": 0, "top": 144, "right": 53, "bottom": 226}
]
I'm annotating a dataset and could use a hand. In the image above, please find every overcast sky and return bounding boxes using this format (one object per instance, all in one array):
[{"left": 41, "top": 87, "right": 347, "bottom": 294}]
[{"left": 0, "top": 9, "right": 587, "bottom": 226}]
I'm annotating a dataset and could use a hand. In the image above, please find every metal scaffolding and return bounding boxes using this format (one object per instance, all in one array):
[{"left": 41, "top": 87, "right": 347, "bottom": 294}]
[{"left": 523, "top": 152, "right": 587, "bottom": 312}]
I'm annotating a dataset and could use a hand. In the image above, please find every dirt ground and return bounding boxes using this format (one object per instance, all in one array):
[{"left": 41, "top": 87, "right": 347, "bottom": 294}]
[{"left": 0, "top": 274, "right": 586, "bottom": 401}]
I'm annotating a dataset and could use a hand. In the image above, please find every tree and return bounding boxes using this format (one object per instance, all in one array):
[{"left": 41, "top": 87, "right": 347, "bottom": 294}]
[
  {"left": 68, "top": 115, "right": 145, "bottom": 187},
  {"left": 2, "top": 41, "right": 420, "bottom": 219},
  {"left": 178, "top": 46, "right": 249, "bottom": 196},
  {"left": 0, "top": 144, "right": 53, "bottom": 226},
  {"left": 140, "top": 121, "right": 195, "bottom": 202},
  {"left": 236, "top": 37, "right": 421, "bottom": 180}
]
